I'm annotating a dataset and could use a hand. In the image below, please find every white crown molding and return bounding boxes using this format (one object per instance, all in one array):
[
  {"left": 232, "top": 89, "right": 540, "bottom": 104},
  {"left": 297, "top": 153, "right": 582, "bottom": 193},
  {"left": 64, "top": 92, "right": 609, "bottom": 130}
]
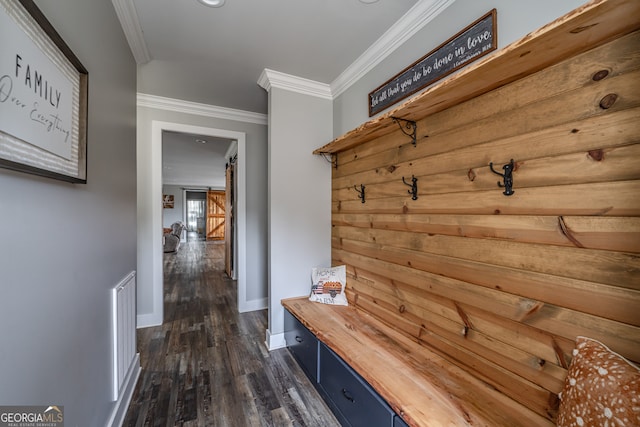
[
  {"left": 124, "top": 0, "right": 453, "bottom": 106},
  {"left": 331, "top": 0, "right": 455, "bottom": 98},
  {"left": 258, "top": 69, "right": 333, "bottom": 100},
  {"left": 137, "top": 93, "right": 268, "bottom": 125},
  {"left": 111, "top": 0, "right": 151, "bottom": 64}
]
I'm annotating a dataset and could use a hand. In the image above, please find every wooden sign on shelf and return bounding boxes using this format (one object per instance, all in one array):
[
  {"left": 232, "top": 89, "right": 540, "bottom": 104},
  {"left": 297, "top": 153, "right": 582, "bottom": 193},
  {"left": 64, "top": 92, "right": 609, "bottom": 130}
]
[{"left": 368, "top": 9, "right": 497, "bottom": 116}]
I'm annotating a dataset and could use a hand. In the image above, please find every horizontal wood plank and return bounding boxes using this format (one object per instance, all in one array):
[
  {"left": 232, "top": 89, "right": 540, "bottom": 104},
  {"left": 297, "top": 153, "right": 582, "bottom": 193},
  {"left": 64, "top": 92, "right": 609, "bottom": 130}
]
[
  {"left": 332, "top": 249, "right": 640, "bottom": 362},
  {"left": 335, "top": 67, "right": 640, "bottom": 179},
  {"left": 334, "top": 144, "right": 640, "bottom": 203},
  {"left": 343, "top": 267, "right": 575, "bottom": 365},
  {"left": 334, "top": 180, "right": 640, "bottom": 216},
  {"left": 333, "top": 107, "right": 640, "bottom": 188},
  {"left": 352, "top": 295, "right": 560, "bottom": 419},
  {"left": 332, "top": 214, "right": 640, "bottom": 253},
  {"left": 336, "top": 240, "right": 640, "bottom": 326},
  {"left": 347, "top": 275, "right": 568, "bottom": 393},
  {"left": 332, "top": 225, "right": 640, "bottom": 291}
]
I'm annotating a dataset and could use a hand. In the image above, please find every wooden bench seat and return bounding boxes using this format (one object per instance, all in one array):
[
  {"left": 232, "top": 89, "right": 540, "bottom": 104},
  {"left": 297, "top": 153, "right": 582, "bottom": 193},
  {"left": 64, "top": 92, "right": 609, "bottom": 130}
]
[{"left": 283, "top": 296, "right": 552, "bottom": 427}]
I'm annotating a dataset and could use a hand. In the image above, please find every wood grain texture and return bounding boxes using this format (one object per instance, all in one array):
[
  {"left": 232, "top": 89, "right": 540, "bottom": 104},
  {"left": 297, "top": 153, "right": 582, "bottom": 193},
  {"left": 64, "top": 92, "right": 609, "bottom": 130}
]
[
  {"left": 316, "top": 10, "right": 640, "bottom": 425},
  {"left": 332, "top": 226, "right": 640, "bottom": 291},
  {"left": 333, "top": 143, "right": 640, "bottom": 199},
  {"left": 123, "top": 242, "right": 339, "bottom": 427},
  {"left": 332, "top": 213, "right": 640, "bottom": 253},
  {"left": 333, "top": 248, "right": 640, "bottom": 360},
  {"left": 335, "top": 29, "right": 640, "bottom": 172},
  {"left": 332, "top": 109, "right": 640, "bottom": 192},
  {"left": 284, "top": 298, "right": 556, "bottom": 427}
]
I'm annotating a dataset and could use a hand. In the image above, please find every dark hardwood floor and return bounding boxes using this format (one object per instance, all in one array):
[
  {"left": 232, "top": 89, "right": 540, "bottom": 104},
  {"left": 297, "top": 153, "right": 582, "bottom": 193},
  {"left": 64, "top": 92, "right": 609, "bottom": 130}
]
[{"left": 123, "top": 241, "right": 339, "bottom": 427}]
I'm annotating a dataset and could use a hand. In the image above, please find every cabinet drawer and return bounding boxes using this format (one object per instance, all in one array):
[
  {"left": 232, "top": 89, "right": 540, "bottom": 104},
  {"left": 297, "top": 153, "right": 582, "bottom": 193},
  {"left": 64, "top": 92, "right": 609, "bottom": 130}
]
[
  {"left": 284, "top": 309, "right": 319, "bottom": 382},
  {"left": 394, "top": 415, "right": 409, "bottom": 427},
  {"left": 319, "top": 343, "right": 394, "bottom": 427}
]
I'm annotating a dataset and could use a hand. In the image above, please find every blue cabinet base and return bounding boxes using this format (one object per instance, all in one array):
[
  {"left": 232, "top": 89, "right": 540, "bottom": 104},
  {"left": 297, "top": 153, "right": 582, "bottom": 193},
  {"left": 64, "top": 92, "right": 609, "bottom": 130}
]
[
  {"left": 284, "top": 309, "right": 407, "bottom": 427},
  {"left": 319, "top": 343, "right": 394, "bottom": 427},
  {"left": 284, "top": 308, "right": 319, "bottom": 382}
]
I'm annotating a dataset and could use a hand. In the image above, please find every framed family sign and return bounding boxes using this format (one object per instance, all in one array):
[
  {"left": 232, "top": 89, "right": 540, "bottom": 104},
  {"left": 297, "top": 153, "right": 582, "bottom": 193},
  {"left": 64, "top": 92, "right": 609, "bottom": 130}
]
[{"left": 0, "top": 0, "right": 88, "bottom": 183}]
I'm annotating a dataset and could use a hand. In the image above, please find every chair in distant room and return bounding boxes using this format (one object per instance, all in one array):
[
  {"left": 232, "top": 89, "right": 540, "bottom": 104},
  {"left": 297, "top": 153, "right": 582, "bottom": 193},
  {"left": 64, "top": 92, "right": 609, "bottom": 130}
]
[{"left": 163, "top": 221, "right": 186, "bottom": 253}]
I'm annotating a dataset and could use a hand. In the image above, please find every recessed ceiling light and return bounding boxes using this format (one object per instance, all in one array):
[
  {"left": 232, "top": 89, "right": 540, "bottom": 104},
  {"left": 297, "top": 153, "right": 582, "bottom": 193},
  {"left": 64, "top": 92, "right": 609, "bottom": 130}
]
[
  {"left": 197, "top": 0, "right": 225, "bottom": 7},
  {"left": 196, "top": 139, "right": 207, "bottom": 144},
  {"left": 359, "top": 0, "right": 379, "bottom": 3}
]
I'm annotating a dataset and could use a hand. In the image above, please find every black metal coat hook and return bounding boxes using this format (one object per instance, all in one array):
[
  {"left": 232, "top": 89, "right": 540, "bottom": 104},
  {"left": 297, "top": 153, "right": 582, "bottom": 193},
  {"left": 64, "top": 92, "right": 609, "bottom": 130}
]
[
  {"left": 402, "top": 175, "right": 418, "bottom": 200},
  {"left": 489, "top": 159, "right": 515, "bottom": 196},
  {"left": 354, "top": 184, "right": 365, "bottom": 203},
  {"left": 392, "top": 117, "right": 417, "bottom": 146}
]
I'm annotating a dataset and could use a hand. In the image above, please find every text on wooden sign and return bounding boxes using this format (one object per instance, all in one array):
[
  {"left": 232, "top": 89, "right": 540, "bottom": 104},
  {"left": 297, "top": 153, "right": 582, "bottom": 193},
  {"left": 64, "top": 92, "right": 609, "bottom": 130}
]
[{"left": 368, "top": 9, "right": 497, "bottom": 116}]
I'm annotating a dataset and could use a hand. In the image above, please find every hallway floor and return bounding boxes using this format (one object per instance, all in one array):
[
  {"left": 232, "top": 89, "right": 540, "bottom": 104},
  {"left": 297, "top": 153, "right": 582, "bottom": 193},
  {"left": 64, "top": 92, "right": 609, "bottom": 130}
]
[{"left": 123, "top": 241, "right": 339, "bottom": 426}]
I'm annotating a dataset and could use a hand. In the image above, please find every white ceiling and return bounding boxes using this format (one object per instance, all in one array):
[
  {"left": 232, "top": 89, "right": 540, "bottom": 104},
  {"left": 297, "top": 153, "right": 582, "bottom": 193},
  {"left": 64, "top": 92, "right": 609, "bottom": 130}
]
[
  {"left": 121, "top": 0, "right": 424, "bottom": 113},
  {"left": 162, "top": 131, "right": 233, "bottom": 188},
  {"left": 113, "top": 0, "right": 451, "bottom": 187}
]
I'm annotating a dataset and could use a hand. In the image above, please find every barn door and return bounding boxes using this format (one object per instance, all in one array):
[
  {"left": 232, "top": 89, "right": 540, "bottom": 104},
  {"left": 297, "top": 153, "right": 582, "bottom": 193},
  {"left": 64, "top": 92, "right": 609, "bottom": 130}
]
[
  {"left": 206, "top": 190, "right": 225, "bottom": 241},
  {"left": 224, "top": 164, "right": 234, "bottom": 277}
]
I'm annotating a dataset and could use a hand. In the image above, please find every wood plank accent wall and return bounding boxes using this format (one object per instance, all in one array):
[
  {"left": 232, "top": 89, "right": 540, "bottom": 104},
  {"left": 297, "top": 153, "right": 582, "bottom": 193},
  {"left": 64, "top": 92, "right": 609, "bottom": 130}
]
[{"left": 322, "top": 6, "right": 640, "bottom": 423}]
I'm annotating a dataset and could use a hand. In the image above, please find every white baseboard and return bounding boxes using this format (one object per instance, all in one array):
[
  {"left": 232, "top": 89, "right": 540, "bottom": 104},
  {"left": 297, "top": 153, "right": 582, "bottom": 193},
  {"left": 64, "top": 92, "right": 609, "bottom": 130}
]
[
  {"left": 265, "top": 329, "right": 286, "bottom": 351},
  {"left": 106, "top": 353, "right": 141, "bottom": 427},
  {"left": 137, "top": 311, "right": 162, "bottom": 329}
]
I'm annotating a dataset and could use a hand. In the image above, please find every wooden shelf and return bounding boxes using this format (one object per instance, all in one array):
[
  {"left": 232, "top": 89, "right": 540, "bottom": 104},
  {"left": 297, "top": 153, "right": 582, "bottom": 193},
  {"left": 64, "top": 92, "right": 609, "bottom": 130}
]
[{"left": 314, "top": 0, "right": 640, "bottom": 155}]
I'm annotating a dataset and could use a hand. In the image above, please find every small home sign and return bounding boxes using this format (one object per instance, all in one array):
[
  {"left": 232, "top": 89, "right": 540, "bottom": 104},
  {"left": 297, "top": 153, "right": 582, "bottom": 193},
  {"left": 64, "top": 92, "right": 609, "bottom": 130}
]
[{"left": 368, "top": 9, "right": 497, "bottom": 116}]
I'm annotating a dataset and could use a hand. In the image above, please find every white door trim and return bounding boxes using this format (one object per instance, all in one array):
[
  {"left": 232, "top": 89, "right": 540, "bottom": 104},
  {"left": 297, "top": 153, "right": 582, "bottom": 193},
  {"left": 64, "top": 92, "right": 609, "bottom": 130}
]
[{"left": 144, "top": 120, "right": 247, "bottom": 324}]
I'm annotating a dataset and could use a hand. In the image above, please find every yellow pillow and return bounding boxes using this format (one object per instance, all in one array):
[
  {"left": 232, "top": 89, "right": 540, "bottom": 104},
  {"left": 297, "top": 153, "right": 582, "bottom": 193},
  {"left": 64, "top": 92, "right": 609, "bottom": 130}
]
[{"left": 557, "top": 336, "right": 639, "bottom": 427}]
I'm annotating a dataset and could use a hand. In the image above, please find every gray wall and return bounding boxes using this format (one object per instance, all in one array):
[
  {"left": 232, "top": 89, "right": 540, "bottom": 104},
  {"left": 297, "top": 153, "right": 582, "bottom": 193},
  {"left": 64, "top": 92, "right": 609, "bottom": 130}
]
[
  {"left": 0, "top": 0, "right": 137, "bottom": 425},
  {"left": 333, "top": 0, "right": 588, "bottom": 136},
  {"left": 267, "top": 87, "right": 332, "bottom": 343}
]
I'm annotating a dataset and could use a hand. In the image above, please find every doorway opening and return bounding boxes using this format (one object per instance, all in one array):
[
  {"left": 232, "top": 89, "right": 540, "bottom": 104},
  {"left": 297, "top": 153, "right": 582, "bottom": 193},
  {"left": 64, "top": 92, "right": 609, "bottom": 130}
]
[
  {"left": 182, "top": 189, "right": 228, "bottom": 244},
  {"left": 186, "top": 191, "right": 207, "bottom": 241},
  {"left": 142, "top": 121, "right": 248, "bottom": 328}
]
